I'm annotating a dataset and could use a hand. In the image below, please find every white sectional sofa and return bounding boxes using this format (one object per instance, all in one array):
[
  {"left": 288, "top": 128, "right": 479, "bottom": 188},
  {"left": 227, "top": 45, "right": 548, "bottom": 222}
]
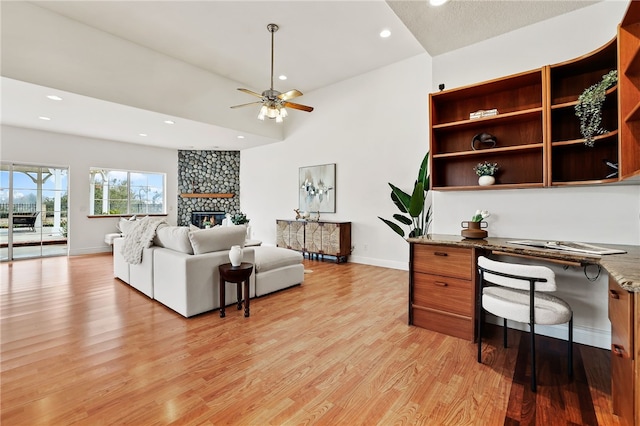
[{"left": 112, "top": 221, "right": 304, "bottom": 317}]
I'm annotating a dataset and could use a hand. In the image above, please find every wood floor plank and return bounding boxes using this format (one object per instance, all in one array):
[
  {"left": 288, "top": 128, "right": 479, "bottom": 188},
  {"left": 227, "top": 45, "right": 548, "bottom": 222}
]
[{"left": 1, "top": 254, "right": 623, "bottom": 425}]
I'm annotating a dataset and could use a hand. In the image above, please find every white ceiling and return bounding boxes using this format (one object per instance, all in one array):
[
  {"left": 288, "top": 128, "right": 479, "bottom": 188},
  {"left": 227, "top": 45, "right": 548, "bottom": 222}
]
[{"left": 1, "top": 0, "right": 600, "bottom": 151}]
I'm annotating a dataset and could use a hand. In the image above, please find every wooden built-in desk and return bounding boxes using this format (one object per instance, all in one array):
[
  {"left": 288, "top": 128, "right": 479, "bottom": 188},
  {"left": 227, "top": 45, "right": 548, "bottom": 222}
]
[{"left": 407, "top": 235, "right": 640, "bottom": 425}]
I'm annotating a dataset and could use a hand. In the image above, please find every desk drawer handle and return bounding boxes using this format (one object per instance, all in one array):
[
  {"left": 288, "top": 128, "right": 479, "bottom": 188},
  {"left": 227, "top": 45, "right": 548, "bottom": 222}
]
[
  {"left": 609, "top": 290, "right": 620, "bottom": 299},
  {"left": 434, "top": 252, "right": 448, "bottom": 257},
  {"left": 434, "top": 282, "right": 448, "bottom": 287},
  {"left": 612, "top": 344, "right": 626, "bottom": 357}
]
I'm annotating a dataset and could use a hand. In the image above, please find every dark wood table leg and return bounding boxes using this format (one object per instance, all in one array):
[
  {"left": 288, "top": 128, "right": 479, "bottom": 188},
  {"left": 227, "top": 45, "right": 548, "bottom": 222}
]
[
  {"left": 244, "top": 278, "right": 250, "bottom": 317},
  {"left": 220, "top": 279, "right": 226, "bottom": 318},
  {"left": 236, "top": 281, "right": 242, "bottom": 310}
]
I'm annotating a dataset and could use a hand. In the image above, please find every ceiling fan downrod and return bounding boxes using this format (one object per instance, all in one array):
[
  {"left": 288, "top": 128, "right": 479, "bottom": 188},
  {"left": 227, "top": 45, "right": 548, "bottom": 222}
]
[{"left": 267, "top": 23, "right": 279, "bottom": 91}]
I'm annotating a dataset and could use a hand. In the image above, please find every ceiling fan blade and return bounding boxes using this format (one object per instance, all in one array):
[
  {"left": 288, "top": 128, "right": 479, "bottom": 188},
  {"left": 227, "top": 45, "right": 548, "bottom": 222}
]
[
  {"left": 230, "top": 101, "right": 263, "bottom": 109},
  {"left": 237, "top": 88, "right": 264, "bottom": 98},
  {"left": 278, "top": 89, "right": 303, "bottom": 101},
  {"left": 283, "top": 101, "right": 314, "bottom": 112}
]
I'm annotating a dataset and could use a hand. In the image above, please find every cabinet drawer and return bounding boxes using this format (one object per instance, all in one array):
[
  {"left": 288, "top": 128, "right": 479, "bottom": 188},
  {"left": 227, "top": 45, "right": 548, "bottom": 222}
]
[
  {"left": 412, "top": 308, "right": 474, "bottom": 341},
  {"left": 413, "top": 272, "right": 473, "bottom": 317},
  {"left": 413, "top": 244, "right": 472, "bottom": 279},
  {"left": 609, "top": 277, "right": 633, "bottom": 359}
]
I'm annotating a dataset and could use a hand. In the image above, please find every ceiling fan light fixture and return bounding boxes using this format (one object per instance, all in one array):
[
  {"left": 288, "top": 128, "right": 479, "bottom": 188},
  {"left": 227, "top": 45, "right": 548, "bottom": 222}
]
[{"left": 258, "top": 105, "right": 268, "bottom": 120}]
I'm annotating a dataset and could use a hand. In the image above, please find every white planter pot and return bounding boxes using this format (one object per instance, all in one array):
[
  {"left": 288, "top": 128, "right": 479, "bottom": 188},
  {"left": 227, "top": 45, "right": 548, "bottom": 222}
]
[
  {"left": 478, "top": 175, "right": 495, "bottom": 186},
  {"left": 229, "top": 245, "right": 243, "bottom": 267}
]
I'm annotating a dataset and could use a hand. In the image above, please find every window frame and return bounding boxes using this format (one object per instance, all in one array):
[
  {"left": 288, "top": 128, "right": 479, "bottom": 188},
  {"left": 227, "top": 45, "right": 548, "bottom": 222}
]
[{"left": 89, "top": 168, "right": 166, "bottom": 217}]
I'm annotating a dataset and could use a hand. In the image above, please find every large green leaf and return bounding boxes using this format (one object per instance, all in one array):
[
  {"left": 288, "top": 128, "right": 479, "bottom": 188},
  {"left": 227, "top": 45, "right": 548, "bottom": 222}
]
[
  {"left": 378, "top": 217, "right": 405, "bottom": 237},
  {"left": 389, "top": 183, "right": 410, "bottom": 213},
  {"left": 408, "top": 182, "right": 424, "bottom": 218},
  {"left": 393, "top": 214, "right": 412, "bottom": 225},
  {"left": 417, "top": 152, "right": 430, "bottom": 189}
]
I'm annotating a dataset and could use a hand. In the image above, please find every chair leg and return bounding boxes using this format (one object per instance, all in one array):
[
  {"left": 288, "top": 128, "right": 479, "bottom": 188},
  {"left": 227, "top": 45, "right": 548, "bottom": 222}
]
[
  {"left": 477, "top": 307, "right": 483, "bottom": 363},
  {"left": 530, "top": 322, "right": 536, "bottom": 392},
  {"left": 503, "top": 318, "right": 508, "bottom": 348},
  {"left": 568, "top": 315, "right": 573, "bottom": 378}
]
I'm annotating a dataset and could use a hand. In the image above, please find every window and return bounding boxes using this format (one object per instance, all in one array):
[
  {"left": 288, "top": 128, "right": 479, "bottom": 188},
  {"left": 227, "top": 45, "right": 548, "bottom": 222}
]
[{"left": 90, "top": 168, "right": 165, "bottom": 215}]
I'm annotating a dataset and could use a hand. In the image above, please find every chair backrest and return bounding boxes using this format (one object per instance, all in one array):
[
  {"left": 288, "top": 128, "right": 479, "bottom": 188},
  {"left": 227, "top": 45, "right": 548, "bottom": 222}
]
[{"left": 478, "top": 256, "right": 556, "bottom": 292}]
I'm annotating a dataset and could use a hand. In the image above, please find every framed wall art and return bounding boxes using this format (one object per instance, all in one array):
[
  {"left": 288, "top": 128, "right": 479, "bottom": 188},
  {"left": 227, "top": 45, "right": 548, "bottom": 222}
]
[{"left": 299, "top": 163, "right": 336, "bottom": 213}]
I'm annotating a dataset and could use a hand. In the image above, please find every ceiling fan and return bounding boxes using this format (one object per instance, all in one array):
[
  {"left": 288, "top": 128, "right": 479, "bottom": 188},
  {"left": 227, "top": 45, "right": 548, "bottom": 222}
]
[{"left": 230, "top": 23, "right": 314, "bottom": 123}]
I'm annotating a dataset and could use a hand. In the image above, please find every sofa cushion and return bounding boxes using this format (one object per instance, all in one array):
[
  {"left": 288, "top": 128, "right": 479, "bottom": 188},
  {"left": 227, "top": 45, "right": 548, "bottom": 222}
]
[
  {"left": 153, "top": 225, "right": 194, "bottom": 254},
  {"left": 188, "top": 225, "right": 246, "bottom": 255},
  {"left": 253, "top": 246, "right": 303, "bottom": 273}
]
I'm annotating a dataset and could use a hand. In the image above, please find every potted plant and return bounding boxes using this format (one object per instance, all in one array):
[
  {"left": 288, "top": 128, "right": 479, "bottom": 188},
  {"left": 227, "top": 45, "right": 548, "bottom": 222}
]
[
  {"left": 473, "top": 161, "right": 499, "bottom": 186},
  {"left": 231, "top": 212, "right": 251, "bottom": 239},
  {"left": 378, "top": 152, "right": 431, "bottom": 238},
  {"left": 202, "top": 217, "right": 211, "bottom": 228},
  {"left": 575, "top": 70, "right": 617, "bottom": 147}
]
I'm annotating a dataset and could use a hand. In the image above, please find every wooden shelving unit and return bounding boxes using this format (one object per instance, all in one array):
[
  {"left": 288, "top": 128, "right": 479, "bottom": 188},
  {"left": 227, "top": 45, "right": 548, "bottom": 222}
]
[
  {"left": 429, "top": 23, "right": 640, "bottom": 190},
  {"left": 548, "top": 38, "right": 619, "bottom": 185},
  {"left": 618, "top": 1, "right": 640, "bottom": 181},
  {"left": 429, "top": 70, "right": 545, "bottom": 189}
]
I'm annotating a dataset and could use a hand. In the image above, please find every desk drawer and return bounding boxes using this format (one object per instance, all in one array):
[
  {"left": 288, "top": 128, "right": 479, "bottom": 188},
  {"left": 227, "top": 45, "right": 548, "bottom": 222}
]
[
  {"left": 413, "top": 272, "right": 473, "bottom": 317},
  {"left": 609, "top": 277, "right": 633, "bottom": 359},
  {"left": 413, "top": 244, "right": 472, "bottom": 279}
]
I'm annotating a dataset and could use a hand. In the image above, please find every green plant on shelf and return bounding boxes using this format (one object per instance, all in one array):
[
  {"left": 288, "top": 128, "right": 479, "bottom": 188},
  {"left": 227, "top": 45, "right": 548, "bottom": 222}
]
[
  {"left": 575, "top": 69, "right": 617, "bottom": 147},
  {"left": 473, "top": 161, "right": 499, "bottom": 177}
]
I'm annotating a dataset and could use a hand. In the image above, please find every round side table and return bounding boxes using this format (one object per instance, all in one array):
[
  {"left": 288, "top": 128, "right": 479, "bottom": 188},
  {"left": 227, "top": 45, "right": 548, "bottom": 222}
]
[{"left": 218, "top": 262, "right": 254, "bottom": 318}]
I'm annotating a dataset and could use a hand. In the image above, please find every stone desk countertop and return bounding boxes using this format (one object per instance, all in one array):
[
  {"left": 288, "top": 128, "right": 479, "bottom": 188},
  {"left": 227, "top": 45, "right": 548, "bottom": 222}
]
[{"left": 407, "top": 235, "right": 640, "bottom": 293}]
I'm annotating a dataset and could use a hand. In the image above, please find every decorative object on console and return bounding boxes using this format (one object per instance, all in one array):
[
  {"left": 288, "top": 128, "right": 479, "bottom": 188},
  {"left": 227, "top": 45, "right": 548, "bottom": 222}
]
[
  {"left": 574, "top": 69, "right": 617, "bottom": 147},
  {"left": 299, "top": 163, "right": 336, "bottom": 213},
  {"left": 379, "top": 152, "right": 431, "bottom": 238},
  {"left": 229, "top": 245, "right": 243, "bottom": 267},
  {"left": 461, "top": 210, "right": 490, "bottom": 239},
  {"left": 231, "top": 212, "right": 249, "bottom": 225},
  {"left": 473, "top": 161, "right": 499, "bottom": 186},
  {"left": 471, "top": 132, "right": 497, "bottom": 150}
]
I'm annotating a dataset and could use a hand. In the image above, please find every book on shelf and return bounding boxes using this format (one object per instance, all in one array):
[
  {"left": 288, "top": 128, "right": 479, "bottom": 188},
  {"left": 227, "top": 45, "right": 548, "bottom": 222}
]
[{"left": 507, "top": 240, "right": 627, "bottom": 256}]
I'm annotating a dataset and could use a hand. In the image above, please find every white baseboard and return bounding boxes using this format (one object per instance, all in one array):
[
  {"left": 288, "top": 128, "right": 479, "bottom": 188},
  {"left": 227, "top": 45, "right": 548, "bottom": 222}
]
[
  {"left": 485, "top": 316, "right": 610, "bottom": 350},
  {"left": 69, "top": 247, "right": 111, "bottom": 256},
  {"left": 348, "top": 255, "right": 408, "bottom": 271}
]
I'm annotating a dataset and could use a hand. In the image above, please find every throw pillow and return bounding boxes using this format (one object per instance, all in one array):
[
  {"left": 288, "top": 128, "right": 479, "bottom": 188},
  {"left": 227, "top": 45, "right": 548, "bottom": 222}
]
[
  {"left": 117, "top": 216, "right": 138, "bottom": 235},
  {"left": 188, "top": 225, "right": 246, "bottom": 255},
  {"left": 153, "top": 225, "right": 194, "bottom": 254}
]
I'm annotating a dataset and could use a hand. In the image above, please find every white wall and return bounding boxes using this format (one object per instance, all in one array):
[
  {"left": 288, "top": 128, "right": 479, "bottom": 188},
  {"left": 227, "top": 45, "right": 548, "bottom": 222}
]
[
  {"left": 1, "top": 125, "right": 178, "bottom": 255},
  {"left": 241, "top": 53, "right": 433, "bottom": 270}
]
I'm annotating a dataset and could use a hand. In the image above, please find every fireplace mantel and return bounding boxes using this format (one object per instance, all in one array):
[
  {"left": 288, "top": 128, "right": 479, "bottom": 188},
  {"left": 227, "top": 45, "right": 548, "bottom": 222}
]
[{"left": 180, "top": 193, "right": 234, "bottom": 198}]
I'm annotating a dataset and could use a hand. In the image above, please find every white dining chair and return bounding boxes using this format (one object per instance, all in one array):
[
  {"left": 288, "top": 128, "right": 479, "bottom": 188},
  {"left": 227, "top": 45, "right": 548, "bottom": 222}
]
[{"left": 476, "top": 256, "right": 573, "bottom": 392}]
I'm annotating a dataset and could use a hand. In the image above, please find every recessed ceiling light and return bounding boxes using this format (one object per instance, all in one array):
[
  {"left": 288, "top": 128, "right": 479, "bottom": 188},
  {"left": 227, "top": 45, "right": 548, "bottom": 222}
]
[
  {"left": 164, "top": 120, "right": 175, "bottom": 125},
  {"left": 38, "top": 116, "right": 51, "bottom": 121},
  {"left": 430, "top": 0, "right": 450, "bottom": 6},
  {"left": 380, "top": 29, "right": 391, "bottom": 38},
  {"left": 139, "top": 133, "right": 148, "bottom": 137},
  {"left": 278, "top": 75, "right": 287, "bottom": 81},
  {"left": 46, "top": 95, "right": 63, "bottom": 101},
  {"left": 237, "top": 135, "right": 245, "bottom": 139}
]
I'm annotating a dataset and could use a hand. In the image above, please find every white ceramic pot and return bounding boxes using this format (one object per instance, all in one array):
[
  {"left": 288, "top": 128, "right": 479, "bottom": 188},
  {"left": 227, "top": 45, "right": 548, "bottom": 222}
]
[
  {"left": 229, "top": 245, "right": 243, "bottom": 267},
  {"left": 478, "top": 175, "right": 495, "bottom": 186}
]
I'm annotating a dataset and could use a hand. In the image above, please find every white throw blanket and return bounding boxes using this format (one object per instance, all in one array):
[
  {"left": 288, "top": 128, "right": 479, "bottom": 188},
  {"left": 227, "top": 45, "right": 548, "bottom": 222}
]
[{"left": 121, "top": 217, "right": 167, "bottom": 264}]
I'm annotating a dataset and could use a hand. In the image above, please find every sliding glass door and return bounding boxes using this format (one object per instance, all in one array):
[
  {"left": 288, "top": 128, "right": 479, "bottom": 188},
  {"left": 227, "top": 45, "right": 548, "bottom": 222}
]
[{"left": 0, "top": 163, "right": 68, "bottom": 261}]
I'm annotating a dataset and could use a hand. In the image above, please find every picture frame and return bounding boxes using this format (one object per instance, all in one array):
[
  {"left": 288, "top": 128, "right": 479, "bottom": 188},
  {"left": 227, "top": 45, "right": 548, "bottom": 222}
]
[{"left": 299, "top": 163, "right": 336, "bottom": 213}]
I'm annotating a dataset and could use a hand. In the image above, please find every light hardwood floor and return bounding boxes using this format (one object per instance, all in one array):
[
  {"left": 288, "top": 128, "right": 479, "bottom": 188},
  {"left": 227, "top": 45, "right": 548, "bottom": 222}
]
[{"left": 1, "top": 254, "right": 620, "bottom": 425}]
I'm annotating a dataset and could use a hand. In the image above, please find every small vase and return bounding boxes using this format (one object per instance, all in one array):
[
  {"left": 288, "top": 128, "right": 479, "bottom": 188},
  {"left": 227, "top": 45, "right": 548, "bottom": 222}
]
[
  {"left": 478, "top": 175, "right": 495, "bottom": 186},
  {"left": 461, "top": 221, "right": 488, "bottom": 239},
  {"left": 229, "top": 245, "right": 243, "bottom": 267}
]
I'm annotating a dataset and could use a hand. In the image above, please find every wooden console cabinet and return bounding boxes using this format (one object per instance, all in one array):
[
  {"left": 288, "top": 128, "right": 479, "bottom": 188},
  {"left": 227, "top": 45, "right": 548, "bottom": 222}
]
[
  {"left": 409, "top": 243, "right": 477, "bottom": 341},
  {"left": 276, "top": 220, "right": 351, "bottom": 263}
]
